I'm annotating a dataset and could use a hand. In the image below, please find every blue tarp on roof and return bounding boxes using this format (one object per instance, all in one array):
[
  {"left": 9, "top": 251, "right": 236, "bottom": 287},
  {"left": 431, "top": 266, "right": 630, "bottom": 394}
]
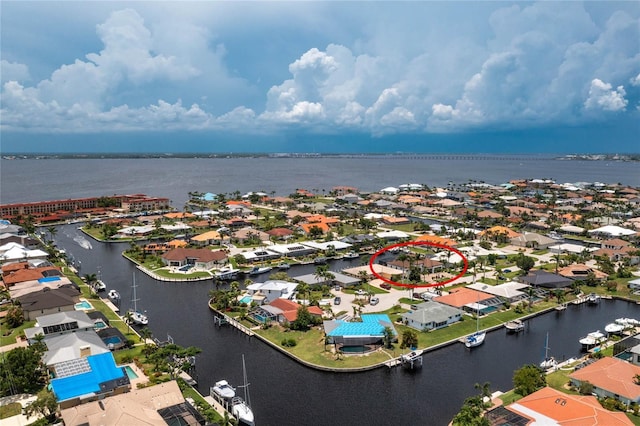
[
  {"left": 38, "top": 276, "right": 61, "bottom": 283},
  {"left": 50, "top": 352, "right": 126, "bottom": 402},
  {"left": 327, "top": 314, "right": 396, "bottom": 337}
]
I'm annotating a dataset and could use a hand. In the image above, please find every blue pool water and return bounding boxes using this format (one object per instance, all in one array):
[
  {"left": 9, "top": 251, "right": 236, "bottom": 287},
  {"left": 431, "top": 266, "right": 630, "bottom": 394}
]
[
  {"left": 74, "top": 300, "right": 93, "bottom": 310},
  {"left": 239, "top": 295, "right": 252, "bottom": 304},
  {"left": 124, "top": 365, "right": 138, "bottom": 379},
  {"left": 253, "top": 314, "right": 268, "bottom": 322},
  {"left": 103, "top": 336, "right": 122, "bottom": 345},
  {"left": 179, "top": 264, "right": 192, "bottom": 271},
  {"left": 93, "top": 321, "right": 107, "bottom": 329}
]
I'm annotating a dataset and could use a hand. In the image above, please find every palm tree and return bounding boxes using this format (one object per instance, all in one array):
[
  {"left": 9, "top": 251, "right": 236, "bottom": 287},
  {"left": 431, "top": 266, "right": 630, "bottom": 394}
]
[
  {"left": 124, "top": 311, "right": 133, "bottom": 334},
  {"left": 474, "top": 381, "right": 492, "bottom": 410},
  {"left": 553, "top": 289, "right": 565, "bottom": 305},
  {"left": 298, "top": 282, "right": 310, "bottom": 304},
  {"left": 46, "top": 226, "right": 57, "bottom": 243}
]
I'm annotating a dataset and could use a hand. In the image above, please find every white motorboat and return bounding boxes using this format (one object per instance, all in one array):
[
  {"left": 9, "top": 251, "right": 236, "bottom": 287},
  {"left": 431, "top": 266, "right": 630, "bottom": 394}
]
[
  {"left": 586, "top": 293, "right": 600, "bottom": 304},
  {"left": 93, "top": 279, "right": 107, "bottom": 292},
  {"left": 212, "top": 380, "right": 236, "bottom": 400},
  {"left": 108, "top": 289, "right": 120, "bottom": 301},
  {"left": 215, "top": 267, "right": 239, "bottom": 280},
  {"left": 615, "top": 318, "right": 640, "bottom": 327},
  {"left": 343, "top": 251, "right": 359, "bottom": 259},
  {"left": 505, "top": 319, "right": 524, "bottom": 333},
  {"left": 248, "top": 266, "right": 272, "bottom": 276},
  {"left": 277, "top": 262, "right": 290, "bottom": 270},
  {"left": 605, "top": 322, "right": 625, "bottom": 334},
  {"left": 579, "top": 330, "right": 605, "bottom": 348},
  {"left": 400, "top": 349, "right": 423, "bottom": 362}
]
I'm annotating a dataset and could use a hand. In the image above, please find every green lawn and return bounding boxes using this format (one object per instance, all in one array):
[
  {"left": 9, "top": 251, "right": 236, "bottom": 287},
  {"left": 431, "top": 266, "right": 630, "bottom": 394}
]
[{"left": 0, "top": 402, "right": 22, "bottom": 419}]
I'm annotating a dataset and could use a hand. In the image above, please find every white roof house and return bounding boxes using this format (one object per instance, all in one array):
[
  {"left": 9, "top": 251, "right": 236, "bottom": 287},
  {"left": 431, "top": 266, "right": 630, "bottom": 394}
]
[
  {"left": 380, "top": 187, "right": 399, "bottom": 194},
  {"left": 301, "top": 240, "right": 352, "bottom": 251},
  {"left": 43, "top": 331, "right": 110, "bottom": 366},
  {"left": 246, "top": 280, "right": 298, "bottom": 302},
  {"left": 588, "top": 225, "right": 636, "bottom": 237}
]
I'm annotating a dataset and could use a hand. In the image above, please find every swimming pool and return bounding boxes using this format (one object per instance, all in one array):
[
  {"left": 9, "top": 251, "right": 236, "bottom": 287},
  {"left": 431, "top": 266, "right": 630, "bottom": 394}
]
[
  {"left": 74, "top": 300, "right": 93, "bottom": 310},
  {"left": 253, "top": 314, "right": 268, "bottom": 323},
  {"left": 93, "top": 320, "right": 107, "bottom": 329},
  {"left": 124, "top": 365, "right": 138, "bottom": 379},
  {"left": 103, "top": 336, "right": 123, "bottom": 345},
  {"left": 239, "top": 295, "right": 252, "bottom": 305}
]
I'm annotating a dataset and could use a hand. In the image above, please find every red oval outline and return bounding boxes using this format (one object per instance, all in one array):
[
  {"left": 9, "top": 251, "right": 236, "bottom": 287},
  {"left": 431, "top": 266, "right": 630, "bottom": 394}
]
[{"left": 368, "top": 241, "right": 468, "bottom": 288}]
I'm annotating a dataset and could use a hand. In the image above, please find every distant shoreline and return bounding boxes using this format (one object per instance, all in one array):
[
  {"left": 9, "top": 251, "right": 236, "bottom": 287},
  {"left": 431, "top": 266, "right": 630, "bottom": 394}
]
[{"left": 2, "top": 153, "right": 639, "bottom": 161}]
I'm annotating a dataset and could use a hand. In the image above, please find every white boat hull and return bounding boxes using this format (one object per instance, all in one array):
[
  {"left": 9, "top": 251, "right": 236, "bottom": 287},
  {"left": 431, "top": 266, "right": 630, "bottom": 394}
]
[
  {"left": 212, "top": 380, "right": 235, "bottom": 400},
  {"left": 465, "top": 332, "right": 486, "bottom": 348}
]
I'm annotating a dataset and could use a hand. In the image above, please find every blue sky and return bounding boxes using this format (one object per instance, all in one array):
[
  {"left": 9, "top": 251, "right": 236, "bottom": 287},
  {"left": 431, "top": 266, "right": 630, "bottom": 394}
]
[{"left": 1, "top": 1, "right": 638, "bottom": 153}]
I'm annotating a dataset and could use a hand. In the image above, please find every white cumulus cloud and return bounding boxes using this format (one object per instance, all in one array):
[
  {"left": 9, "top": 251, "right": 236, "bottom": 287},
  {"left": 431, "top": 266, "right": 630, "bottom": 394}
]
[
  {"left": 584, "top": 78, "right": 628, "bottom": 111},
  {"left": 0, "top": 60, "right": 30, "bottom": 84}
]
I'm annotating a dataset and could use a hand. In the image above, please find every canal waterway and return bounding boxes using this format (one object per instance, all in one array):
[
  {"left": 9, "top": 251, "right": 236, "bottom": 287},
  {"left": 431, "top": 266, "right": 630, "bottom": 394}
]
[{"left": 54, "top": 224, "right": 639, "bottom": 426}]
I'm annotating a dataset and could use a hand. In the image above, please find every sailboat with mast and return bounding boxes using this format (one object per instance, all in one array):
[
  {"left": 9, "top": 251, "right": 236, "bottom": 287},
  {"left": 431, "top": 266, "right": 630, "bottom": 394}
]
[
  {"left": 465, "top": 299, "right": 486, "bottom": 348},
  {"left": 231, "top": 354, "right": 254, "bottom": 426},
  {"left": 539, "top": 332, "right": 557, "bottom": 370},
  {"left": 127, "top": 273, "right": 148, "bottom": 326}
]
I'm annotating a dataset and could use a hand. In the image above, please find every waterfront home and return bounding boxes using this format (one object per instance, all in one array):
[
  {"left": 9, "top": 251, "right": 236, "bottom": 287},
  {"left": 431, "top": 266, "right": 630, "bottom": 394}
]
[
  {"left": 466, "top": 282, "right": 529, "bottom": 305},
  {"left": 59, "top": 380, "right": 204, "bottom": 426},
  {"left": 51, "top": 352, "right": 130, "bottom": 409},
  {"left": 479, "top": 226, "right": 522, "bottom": 240},
  {"left": 1, "top": 263, "right": 64, "bottom": 288},
  {"left": 292, "top": 271, "right": 361, "bottom": 288},
  {"left": 16, "top": 286, "right": 80, "bottom": 320},
  {"left": 569, "top": 357, "right": 640, "bottom": 406},
  {"left": 589, "top": 225, "right": 637, "bottom": 238},
  {"left": 401, "top": 300, "right": 463, "bottom": 331},
  {"left": 520, "top": 270, "right": 573, "bottom": 289},
  {"left": 24, "top": 311, "right": 96, "bottom": 343},
  {"left": 251, "top": 298, "right": 323, "bottom": 324},
  {"left": 7, "top": 275, "right": 76, "bottom": 299},
  {"left": 323, "top": 314, "right": 397, "bottom": 351},
  {"left": 488, "top": 386, "right": 633, "bottom": 425},
  {"left": 414, "top": 234, "right": 458, "bottom": 247},
  {"left": 433, "top": 287, "right": 501, "bottom": 315},
  {"left": 244, "top": 280, "right": 298, "bottom": 304},
  {"left": 266, "top": 227, "right": 295, "bottom": 240},
  {"left": 301, "top": 240, "right": 353, "bottom": 254},
  {"left": 42, "top": 330, "right": 111, "bottom": 369},
  {"left": 266, "top": 242, "right": 317, "bottom": 258},
  {"left": 161, "top": 248, "right": 227, "bottom": 269},
  {"left": 232, "top": 227, "right": 271, "bottom": 244},
  {"left": 0, "top": 242, "right": 48, "bottom": 264}
]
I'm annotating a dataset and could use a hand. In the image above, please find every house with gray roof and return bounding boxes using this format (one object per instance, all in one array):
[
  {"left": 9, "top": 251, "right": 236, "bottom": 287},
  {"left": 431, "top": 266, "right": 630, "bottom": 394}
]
[
  {"left": 16, "top": 286, "right": 80, "bottom": 320},
  {"left": 43, "top": 330, "right": 110, "bottom": 367},
  {"left": 24, "top": 311, "right": 96, "bottom": 343},
  {"left": 401, "top": 301, "right": 463, "bottom": 331},
  {"left": 520, "top": 270, "right": 573, "bottom": 289}
]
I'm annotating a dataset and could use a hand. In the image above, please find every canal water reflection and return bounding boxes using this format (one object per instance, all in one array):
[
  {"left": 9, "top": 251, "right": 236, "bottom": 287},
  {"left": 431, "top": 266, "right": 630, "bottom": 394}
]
[{"left": 54, "top": 224, "right": 639, "bottom": 426}]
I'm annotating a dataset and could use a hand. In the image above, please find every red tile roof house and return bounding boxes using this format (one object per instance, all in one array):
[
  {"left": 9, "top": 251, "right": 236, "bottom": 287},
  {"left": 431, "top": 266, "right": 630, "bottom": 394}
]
[
  {"left": 492, "top": 386, "right": 633, "bottom": 425},
  {"left": 569, "top": 357, "right": 640, "bottom": 406},
  {"left": 253, "top": 298, "right": 323, "bottom": 324},
  {"left": 161, "top": 248, "right": 227, "bottom": 269}
]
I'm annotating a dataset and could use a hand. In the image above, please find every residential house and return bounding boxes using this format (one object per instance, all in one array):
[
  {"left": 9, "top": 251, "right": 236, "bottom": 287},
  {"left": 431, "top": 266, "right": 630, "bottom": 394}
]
[
  {"left": 594, "top": 238, "right": 639, "bottom": 263},
  {"left": 323, "top": 314, "right": 397, "bottom": 349},
  {"left": 60, "top": 380, "right": 205, "bottom": 426},
  {"left": 401, "top": 301, "right": 463, "bottom": 331},
  {"left": 232, "top": 227, "right": 270, "bottom": 244},
  {"left": 16, "top": 286, "right": 80, "bottom": 320},
  {"left": 251, "top": 298, "right": 323, "bottom": 325},
  {"left": 161, "top": 248, "right": 227, "bottom": 269},
  {"left": 558, "top": 263, "right": 608, "bottom": 282},
  {"left": 190, "top": 230, "right": 221, "bottom": 246},
  {"left": 24, "top": 311, "right": 96, "bottom": 344},
  {"left": 509, "top": 232, "right": 556, "bottom": 249},
  {"left": 467, "top": 282, "right": 529, "bottom": 305},
  {"left": 569, "top": 357, "right": 640, "bottom": 406},
  {"left": 487, "top": 386, "right": 633, "bottom": 425},
  {"left": 520, "top": 270, "right": 574, "bottom": 289},
  {"left": 433, "top": 287, "right": 502, "bottom": 315},
  {"left": 244, "top": 280, "right": 298, "bottom": 304}
]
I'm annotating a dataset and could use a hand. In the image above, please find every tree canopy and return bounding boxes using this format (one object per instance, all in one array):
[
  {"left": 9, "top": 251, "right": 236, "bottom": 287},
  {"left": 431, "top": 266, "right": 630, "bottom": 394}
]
[{"left": 513, "top": 364, "right": 546, "bottom": 396}]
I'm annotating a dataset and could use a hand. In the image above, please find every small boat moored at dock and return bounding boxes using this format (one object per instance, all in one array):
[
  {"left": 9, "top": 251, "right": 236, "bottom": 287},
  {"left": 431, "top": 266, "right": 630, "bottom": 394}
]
[
  {"left": 579, "top": 330, "right": 605, "bottom": 349},
  {"left": 248, "top": 266, "right": 272, "bottom": 276},
  {"left": 539, "top": 332, "right": 557, "bottom": 370},
  {"left": 604, "top": 322, "right": 625, "bottom": 334},
  {"left": 212, "top": 380, "right": 236, "bottom": 400},
  {"left": 504, "top": 319, "right": 524, "bottom": 333},
  {"left": 108, "top": 289, "right": 120, "bottom": 302}
]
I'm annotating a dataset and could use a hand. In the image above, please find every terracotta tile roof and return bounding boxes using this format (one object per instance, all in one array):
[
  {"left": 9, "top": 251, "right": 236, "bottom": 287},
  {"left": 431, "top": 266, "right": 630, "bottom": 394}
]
[
  {"left": 300, "top": 222, "right": 330, "bottom": 234},
  {"left": 433, "top": 287, "right": 493, "bottom": 308},
  {"left": 268, "top": 298, "right": 323, "bottom": 322},
  {"left": 569, "top": 357, "right": 640, "bottom": 402},
  {"left": 161, "top": 248, "right": 227, "bottom": 263},
  {"left": 508, "top": 386, "right": 633, "bottom": 425},
  {"left": 414, "top": 234, "right": 457, "bottom": 247},
  {"left": 2, "top": 267, "right": 62, "bottom": 286},
  {"left": 191, "top": 230, "right": 221, "bottom": 241},
  {"left": 479, "top": 226, "right": 522, "bottom": 239},
  {"left": 477, "top": 210, "right": 504, "bottom": 219},
  {"left": 558, "top": 264, "right": 608, "bottom": 280},
  {"left": 267, "top": 228, "right": 294, "bottom": 237},
  {"left": 163, "top": 212, "right": 195, "bottom": 219}
]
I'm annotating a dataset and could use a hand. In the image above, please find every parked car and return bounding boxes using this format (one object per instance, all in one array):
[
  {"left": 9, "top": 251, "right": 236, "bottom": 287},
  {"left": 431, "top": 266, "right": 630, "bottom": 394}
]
[
  {"left": 380, "top": 283, "right": 392, "bottom": 290},
  {"left": 334, "top": 297, "right": 341, "bottom": 305},
  {"left": 503, "top": 269, "right": 512, "bottom": 273},
  {"left": 370, "top": 297, "right": 379, "bottom": 305}
]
